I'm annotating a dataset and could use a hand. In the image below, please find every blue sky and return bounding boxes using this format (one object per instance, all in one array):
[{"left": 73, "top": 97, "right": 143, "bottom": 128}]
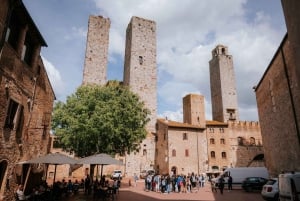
[{"left": 23, "top": 0, "right": 286, "bottom": 122}]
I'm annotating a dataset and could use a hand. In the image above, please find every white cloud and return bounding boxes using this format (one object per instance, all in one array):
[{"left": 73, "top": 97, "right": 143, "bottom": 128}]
[
  {"left": 64, "top": 26, "right": 87, "bottom": 40},
  {"left": 158, "top": 109, "right": 183, "bottom": 122},
  {"left": 92, "top": 0, "right": 285, "bottom": 121},
  {"left": 42, "top": 56, "right": 65, "bottom": 98}
]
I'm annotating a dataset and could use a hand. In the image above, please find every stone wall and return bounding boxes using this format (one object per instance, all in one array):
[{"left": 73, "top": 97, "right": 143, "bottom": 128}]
[
  {"left": 255, "top": 35, "right": 300, "bottom": 176},
  {"left": 0, "top": 1, "right": 55, "bottom": 200},
  {"left": 123, "top": 16, "right": 157, "bottom": 133},
  {"left": 82, "top": 16, "right": 110, "bottom": 86},
  {"left": 156, "top": 119, "right": 208, "bottom": 176},
  {"left": 123, "top": 16, "right": 157, "bottom": 177},
  {"left": 209, "top": 45, "right": 239, "bottom": 122}
]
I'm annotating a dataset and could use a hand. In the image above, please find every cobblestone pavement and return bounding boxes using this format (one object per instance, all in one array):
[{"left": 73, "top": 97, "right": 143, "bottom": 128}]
[{"left": 65, "top": 179, "right": 265, "bottom": 201}]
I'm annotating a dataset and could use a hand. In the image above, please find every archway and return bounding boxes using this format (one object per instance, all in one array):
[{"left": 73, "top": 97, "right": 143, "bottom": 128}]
[
  {"left": 171, "top": 166, "right": 177, "bottom": 176},
  {"left": 253, "top": 154, "right": 264, "bottom": 160},
  {"left": 247, "top": 153, "right": 265, "bottom": 167}
]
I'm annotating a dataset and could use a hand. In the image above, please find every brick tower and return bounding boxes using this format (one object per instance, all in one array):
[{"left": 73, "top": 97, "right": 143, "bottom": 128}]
[
  {"left": 183, "top": 94, "right": 206, "bottom": 127},
  {"left": 209, "top": 45, "right": 239, "bottom": 122},
  {"left": 123, "top": 16, "right": 157, "bottom": 133},
  {"left": 82, "top": 16, "right": 110, "bottom": 85}
]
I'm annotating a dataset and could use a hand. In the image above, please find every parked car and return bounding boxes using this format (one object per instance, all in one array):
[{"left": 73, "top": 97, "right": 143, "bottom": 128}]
[
  {"left": 242, "top": 177, "right": 268, "bottom": 192},
  {"left": 261, "top": 178, "right": 279, "bottom": 201},
  {"left": 111, "top": 170, "right": 122, "bottom": 180},
  {"left": 213, "top": 167, "right": 269, "bottom": 185}
]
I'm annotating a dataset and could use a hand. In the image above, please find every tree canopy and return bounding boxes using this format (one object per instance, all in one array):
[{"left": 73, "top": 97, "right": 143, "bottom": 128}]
[{"left": 51, "top": 81, "right": 150, "bottom": 157}]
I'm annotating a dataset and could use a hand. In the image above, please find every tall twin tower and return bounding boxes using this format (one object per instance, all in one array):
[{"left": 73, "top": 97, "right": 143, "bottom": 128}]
[{"left": 82, "top": 16, "right": 157, "bottom": 133}]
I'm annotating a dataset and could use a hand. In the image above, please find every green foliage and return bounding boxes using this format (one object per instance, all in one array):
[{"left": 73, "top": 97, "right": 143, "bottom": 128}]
[{"left": 51, "top": 81, "right": 150, "bottom": 157}]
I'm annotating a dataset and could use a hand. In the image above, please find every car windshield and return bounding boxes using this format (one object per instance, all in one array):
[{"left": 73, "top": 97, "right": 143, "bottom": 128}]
[{"left": 266, "top": 179, "right": 277, "bottom": 185}]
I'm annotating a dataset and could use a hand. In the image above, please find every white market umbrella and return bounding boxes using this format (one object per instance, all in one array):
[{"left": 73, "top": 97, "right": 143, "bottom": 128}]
[
  {"left": 77, "top": 153, "right": 123, "bottom": 178},
  {"left": 19, "top": 152, "right": 78, "bottom": 183}
]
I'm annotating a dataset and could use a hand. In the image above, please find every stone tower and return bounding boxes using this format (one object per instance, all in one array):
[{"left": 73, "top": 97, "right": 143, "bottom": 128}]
[
  {"left": 183, "top": 94, "right": 206, "bottom": 127},
  {"left": 209, "top": 45, "right": 239, "bottom": 122},
  {"left": 82, "top": 16, "right": 110, "bottom": 85},
  {"left": 123, "top": 16, "right": 157, "bottom": 133}
]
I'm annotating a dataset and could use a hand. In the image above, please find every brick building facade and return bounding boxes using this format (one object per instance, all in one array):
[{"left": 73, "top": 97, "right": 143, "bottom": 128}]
[
  {"left": 0, "top": 1, "right": 55, "bottom": 200},
  {"left": 156, "top": 93, "right": 263, "bottom": 176},
  {"left": 255, "top": 1, "right": 300, "bottom": 176}
]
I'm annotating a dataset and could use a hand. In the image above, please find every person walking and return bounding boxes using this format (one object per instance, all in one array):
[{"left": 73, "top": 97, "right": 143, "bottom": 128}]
[
  {"left": 200, "top": 174, "right": 205, "bottom": 187},
  {"left": 133, "top": 173, "right": 139, "bottom": 187},
  {"left": 84, "top": 174, "right": 91, "bottom": 195},
  {"left": 228, "top": 175, "right": 233, "bottom": 191},
  {"left": 218, "top": 176, "right": 225, "bottom": 194}
]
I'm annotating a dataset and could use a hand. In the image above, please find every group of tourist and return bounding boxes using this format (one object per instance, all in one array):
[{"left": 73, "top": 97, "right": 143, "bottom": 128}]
[
  {"left": 143, "top": 172, "right": 207, "bottom": 193},
  {"left": 141, "top": 172, "right": 234, "bottom": 196},
  {"left": 15, "top": 174, "right": 121, "bottom": 200},
  {"left": 15, "top": 181, "right": 50, "bottom": 201}
]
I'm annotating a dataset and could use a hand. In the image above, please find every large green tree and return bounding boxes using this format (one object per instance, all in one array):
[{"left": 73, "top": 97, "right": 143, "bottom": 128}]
[{"left": 51, "top": 81, "right": 150, "bottom": 157}]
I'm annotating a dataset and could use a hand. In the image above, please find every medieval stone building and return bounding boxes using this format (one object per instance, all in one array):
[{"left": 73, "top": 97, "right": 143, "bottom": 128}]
[
  {"left": 81, "top": 13, "right": 264, "bottom": 178},
  {"left": 0, "top": 0, "right": 55, "bottom": 200},
  {"left": 155, "top": 45, "right": 263, "bottom": 176},
  {"left": 156, "top": 95, "right": 263, "bottom": 176},
  {"left": 255, "top": 0, "right": 300, "bottom": 177},
  {"left": 82, "top": 16, "right": 157, "bottom": 177},
  {"left": 82, "top": 16, "right": 110, "bottom": 86}
]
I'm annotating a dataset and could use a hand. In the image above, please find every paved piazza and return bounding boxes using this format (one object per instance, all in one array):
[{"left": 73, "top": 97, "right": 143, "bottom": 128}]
[{"left": 66, "top": 179, "right": 265, "bottom": 201}]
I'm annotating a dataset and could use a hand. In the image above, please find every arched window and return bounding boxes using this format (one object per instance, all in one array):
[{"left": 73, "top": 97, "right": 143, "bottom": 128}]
[
  {"left": 172, "top": 149, "right": 176, "bottom": 157},
  {"left": 220, "top": 138, "right": 225, "bottom": 144},
  {"left": 210, "top": 138, "right": 215, "bottom": 144},
  {"left": 221, "top": 152, "right": 227, "bottom": 158},
  {"left": 237, "top": 137, "right": 243, "bottom": 146},
  {"left": 211, "top": 151, "right": 215, "bottom": 158},
  {"left": 250, "top": 137, "right": 256, "bottom": 145}
]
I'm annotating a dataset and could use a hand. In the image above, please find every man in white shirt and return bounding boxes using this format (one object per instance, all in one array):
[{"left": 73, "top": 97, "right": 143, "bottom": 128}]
[{"left": 16, "top": 185, "right": 30, "bottom": 200}]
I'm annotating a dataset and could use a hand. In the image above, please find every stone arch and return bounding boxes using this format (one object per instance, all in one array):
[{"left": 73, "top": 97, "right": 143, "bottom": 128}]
[
  {"left": 253, "top": 153, "right": 264, "bottom": 161},
  {"left": 237, "top": 136, "right": 244, "bottom": 145},
  {"left": 171, "top": 166, "right": 177, "bottom": 175},
  {"left": 250, "top": 137, "right": 256, "bottom": 145},
  {"left": 247, "top": 153, "right": 265, "bottom": 167}
]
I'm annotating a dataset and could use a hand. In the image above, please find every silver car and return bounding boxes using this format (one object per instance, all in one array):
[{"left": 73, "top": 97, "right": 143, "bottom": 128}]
[{"left": 261, "top": 178, "right": 279, "bottom": 201}]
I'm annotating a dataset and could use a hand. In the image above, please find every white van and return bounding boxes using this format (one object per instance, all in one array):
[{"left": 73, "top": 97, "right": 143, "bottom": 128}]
[
  {"left": 279, "top": 172, "right": 300, "bottom": 201},
  {"left": 213, "top": 167, "right": 269, "bottom": 185}
]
